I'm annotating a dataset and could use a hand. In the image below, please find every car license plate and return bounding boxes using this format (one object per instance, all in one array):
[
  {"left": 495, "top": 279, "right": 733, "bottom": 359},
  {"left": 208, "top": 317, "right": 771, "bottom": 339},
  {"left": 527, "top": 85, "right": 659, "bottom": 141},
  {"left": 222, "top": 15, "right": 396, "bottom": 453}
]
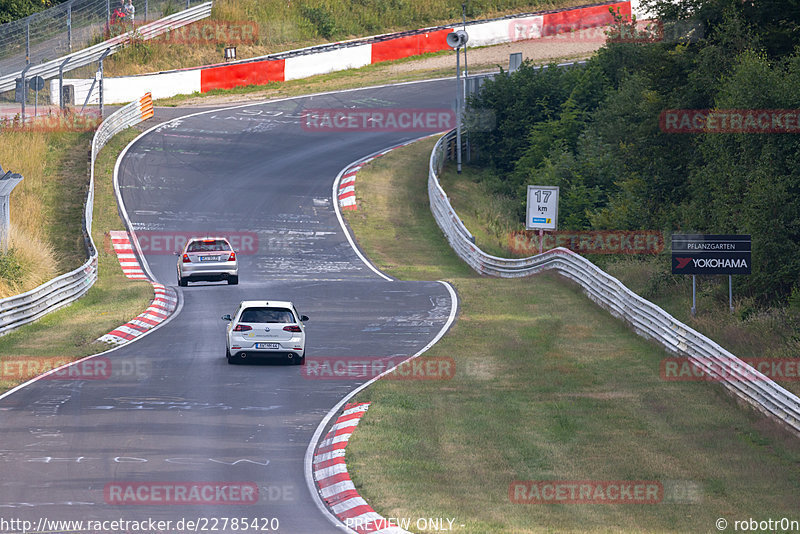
[
  {"left": 199, "top": 255, "right": 219, "bottom": 262},
  {"left": 256, "top": 343, "right": 280, "bottom": 349}
]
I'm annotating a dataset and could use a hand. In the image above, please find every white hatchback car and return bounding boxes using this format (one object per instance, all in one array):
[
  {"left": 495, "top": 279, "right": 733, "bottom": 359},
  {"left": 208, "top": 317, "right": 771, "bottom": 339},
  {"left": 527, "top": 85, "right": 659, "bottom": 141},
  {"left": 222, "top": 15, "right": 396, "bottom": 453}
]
[
  {"left": 222, "top": 301, "right": 308, "bottom": 365},
  {"left": 177, "top": 237, "right": 238, "bottom": 286}
]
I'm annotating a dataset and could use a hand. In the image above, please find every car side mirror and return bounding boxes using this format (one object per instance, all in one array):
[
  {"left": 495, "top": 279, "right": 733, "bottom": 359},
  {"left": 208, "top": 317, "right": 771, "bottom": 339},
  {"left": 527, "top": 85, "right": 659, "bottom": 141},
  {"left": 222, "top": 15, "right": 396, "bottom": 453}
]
[
  {"left": 221, "top": 314, "right": 232, "bottom": 321},
  {"left": 301, "top": 315, "right": 309, "bottom": 322}
]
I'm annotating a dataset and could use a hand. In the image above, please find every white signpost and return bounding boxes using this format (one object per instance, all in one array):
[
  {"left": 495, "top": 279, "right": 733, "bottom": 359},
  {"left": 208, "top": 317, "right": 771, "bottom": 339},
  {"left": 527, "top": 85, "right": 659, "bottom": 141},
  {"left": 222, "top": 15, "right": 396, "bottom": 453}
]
[{"left": 526, "top": 185, "right": 559, "bottom": 253}]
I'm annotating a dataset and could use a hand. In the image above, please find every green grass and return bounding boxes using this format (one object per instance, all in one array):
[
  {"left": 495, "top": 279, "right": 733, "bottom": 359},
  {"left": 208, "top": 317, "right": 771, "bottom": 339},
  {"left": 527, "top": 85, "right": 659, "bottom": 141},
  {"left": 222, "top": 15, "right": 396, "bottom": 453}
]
[
  {"left": 0, "top": 128, "right": 154, "bottom": 393},
  {"left": 342, "top": 136, "right": 800, "bottom": 533},
  {"left": 435, "top": 160, "right": 800, "bottom": 398}
]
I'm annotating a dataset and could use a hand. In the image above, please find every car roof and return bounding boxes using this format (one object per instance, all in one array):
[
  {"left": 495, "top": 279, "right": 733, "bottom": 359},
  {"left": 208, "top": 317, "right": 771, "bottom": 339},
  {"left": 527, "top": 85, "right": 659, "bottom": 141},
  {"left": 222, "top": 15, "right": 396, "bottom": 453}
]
[{"left": 239, "top": 300, "right": 295, "bottom": 308}]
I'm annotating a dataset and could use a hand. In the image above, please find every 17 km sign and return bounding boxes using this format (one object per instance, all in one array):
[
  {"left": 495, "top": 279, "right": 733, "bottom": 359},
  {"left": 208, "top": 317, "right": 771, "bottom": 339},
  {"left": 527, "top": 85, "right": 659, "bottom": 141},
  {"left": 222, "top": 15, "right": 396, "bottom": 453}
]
[{"left": 526, "top": 186, "right": 559, "bottom": 231}]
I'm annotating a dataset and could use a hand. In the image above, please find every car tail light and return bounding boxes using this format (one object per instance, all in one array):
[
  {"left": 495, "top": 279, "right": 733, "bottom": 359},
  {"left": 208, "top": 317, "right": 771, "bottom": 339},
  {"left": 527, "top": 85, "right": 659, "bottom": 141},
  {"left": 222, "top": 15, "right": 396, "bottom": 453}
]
[
  {"left": 233, "top": 324, "right": 252, "bottom": 332},
  {"left": 182, "top": 254, "right": 191, "bottom": 263},
  {"left": 228, "top": 252, "right": 236, "bottom": 261},
  {"left": 283, "top": 325, "right": 302, "bottom": 333}
]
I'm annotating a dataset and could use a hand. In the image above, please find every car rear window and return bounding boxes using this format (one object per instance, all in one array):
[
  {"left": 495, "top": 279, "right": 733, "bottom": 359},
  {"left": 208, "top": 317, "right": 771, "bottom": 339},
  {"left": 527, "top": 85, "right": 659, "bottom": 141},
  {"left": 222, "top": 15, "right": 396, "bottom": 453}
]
[
  {"left": 240, "top": 307, "right": 296, "bottom": 323},
  {"left": 187, "top": 239, "right": 231, "bottom": 252}
]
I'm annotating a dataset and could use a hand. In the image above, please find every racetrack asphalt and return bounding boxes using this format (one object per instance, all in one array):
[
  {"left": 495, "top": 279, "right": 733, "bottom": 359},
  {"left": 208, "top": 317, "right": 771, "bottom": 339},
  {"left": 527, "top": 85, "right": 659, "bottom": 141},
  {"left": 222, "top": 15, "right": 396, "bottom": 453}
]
[{"left": 0, "top": 79, "right": 458, "bottom": 533}]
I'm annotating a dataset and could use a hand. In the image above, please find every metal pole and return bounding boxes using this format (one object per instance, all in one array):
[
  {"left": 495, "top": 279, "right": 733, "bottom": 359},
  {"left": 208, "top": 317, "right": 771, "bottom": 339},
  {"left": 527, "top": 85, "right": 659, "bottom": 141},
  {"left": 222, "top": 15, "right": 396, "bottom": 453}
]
[
  {"left": 691, "top": 275, "right": 697, "bottom": 317},
  {"left": 729, "top": 275, "right": 734, "bottom": 313},
  {"left": 67, "top": 2, "right": 72, "bottom": 51},
  {"left": 26, "top": 21, "right": 30, "bottom": 64},
  {"left": 145, "top": 0, "right": 148, "bottom": 22},
  {"left": 462, "top": 3, "right": 468, "bottom": 77},
  {"left": 106, "top": 0, "right": 111, "bottom": 30},
  {"left": 539, "top": 229, "right": 543, "bottom": 254},
  {"left": 455, "top": 49, "right": 462, "bottom": 174},
  {"left": 99, "top": 60, "right": 103, "bottom": 118},
  {"left": 20, "top": 64, "right": 31, "bottom": 124},
  {"left": 59, "top": 57, "right": 71, "bottom": 109},
  {"left": 187, "top": 0, "right": 190, "bottom": 8},
  {"left": 98, "top": 48, "right": 111, "bottom": 118}
]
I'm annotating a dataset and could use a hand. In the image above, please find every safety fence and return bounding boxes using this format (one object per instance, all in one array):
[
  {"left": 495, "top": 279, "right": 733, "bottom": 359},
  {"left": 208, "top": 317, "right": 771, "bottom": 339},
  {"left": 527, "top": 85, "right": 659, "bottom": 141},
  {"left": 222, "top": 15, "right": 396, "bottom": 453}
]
[
  {"left": 0, "top": 2, "right": 212, "bottom": 95},
  {"left": 0, "top": 93, "right": 153, "bottom": 336},
  {"left": 429, "top": 129, "right": 800, "bottom": 436},
  {"left": 0, "top": 0, "right": 209, "bottom": 77}
]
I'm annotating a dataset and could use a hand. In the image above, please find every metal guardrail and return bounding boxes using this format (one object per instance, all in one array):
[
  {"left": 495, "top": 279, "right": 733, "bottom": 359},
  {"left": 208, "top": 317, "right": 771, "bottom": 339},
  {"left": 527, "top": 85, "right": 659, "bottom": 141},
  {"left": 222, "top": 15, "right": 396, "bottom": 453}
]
[
  {"left": 428, "top": 129, "right": 800, "bottom": 437},
  {"left": 0, "top": 93, "right": 153, "bottom": 337},
  {"left": 0, "top": 2, "right": 212, "bottom": 94}
]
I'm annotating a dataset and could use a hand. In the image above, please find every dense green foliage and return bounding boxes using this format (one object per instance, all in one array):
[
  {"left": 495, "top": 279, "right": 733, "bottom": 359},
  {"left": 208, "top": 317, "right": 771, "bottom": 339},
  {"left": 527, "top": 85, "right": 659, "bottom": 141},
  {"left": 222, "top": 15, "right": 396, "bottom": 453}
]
[
  {"left": 468, "top": 0, "right": 800, "bottom": 303},
  {"left": 0, "top": 0, "right": 64, "bottom": 23}
]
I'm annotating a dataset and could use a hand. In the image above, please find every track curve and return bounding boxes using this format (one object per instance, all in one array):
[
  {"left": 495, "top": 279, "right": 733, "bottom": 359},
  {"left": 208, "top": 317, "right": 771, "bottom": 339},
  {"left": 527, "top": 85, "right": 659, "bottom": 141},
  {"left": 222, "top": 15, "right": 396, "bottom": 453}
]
[{"left": 0, "top": 80, "right": 455, "bottom": 532}]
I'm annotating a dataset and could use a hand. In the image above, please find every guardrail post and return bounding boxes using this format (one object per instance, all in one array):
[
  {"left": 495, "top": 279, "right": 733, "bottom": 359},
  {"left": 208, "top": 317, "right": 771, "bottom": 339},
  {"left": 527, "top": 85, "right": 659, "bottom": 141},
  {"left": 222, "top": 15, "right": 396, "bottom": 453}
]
[{"left": 0, "top": 168, "right": 24, "bottom": 253}]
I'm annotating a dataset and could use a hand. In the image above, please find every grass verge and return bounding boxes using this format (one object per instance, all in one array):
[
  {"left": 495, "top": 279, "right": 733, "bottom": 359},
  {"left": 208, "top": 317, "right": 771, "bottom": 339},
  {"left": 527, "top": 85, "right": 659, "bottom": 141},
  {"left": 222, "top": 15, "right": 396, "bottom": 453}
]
[
  {"left": 342, "top": 136, "right": 800, "bottom": 533},
  {"left": 437, "top": 162, "right": 800, "bottom": 398},
  {"left": 0, "top": 127, "right": 154, "bottom": 394}
]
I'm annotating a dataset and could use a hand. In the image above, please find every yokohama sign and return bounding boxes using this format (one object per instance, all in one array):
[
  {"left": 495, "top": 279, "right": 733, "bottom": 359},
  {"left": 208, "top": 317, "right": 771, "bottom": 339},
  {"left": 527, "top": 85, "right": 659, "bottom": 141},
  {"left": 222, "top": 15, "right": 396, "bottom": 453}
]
[{"left": 671, "top": 234, "right": 751, "bottom": 275}]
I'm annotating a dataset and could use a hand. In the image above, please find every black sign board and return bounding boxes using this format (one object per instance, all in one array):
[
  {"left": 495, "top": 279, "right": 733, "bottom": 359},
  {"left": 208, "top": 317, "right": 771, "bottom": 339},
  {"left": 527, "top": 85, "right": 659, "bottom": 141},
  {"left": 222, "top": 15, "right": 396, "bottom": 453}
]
[{"left": 672, "top": 234, "right": 751, "bottom": 275}]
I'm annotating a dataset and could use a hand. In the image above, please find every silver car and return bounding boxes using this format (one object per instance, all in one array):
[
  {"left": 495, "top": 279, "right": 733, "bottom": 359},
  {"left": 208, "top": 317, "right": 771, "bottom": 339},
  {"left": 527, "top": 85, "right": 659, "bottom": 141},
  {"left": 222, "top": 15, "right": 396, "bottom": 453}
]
[
  {"left": 177, "top": 237, "right": 238, "bottom": 286},
  {"left": 222, "top": 300, "right": 309, "bottom": 365}
]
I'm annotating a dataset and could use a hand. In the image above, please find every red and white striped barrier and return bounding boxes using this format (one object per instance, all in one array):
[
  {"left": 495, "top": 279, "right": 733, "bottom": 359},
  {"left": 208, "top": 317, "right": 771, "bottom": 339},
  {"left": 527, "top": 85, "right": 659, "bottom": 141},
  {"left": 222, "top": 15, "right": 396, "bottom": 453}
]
[
  {"left": 98, "top": 230, "right": 178, "bottom": 345},
  {"left": 56, "top": 1, "right": 632, "bottom": 105},
  {"left": 313, "top": 403, "right": 408, "bottom": 534}
]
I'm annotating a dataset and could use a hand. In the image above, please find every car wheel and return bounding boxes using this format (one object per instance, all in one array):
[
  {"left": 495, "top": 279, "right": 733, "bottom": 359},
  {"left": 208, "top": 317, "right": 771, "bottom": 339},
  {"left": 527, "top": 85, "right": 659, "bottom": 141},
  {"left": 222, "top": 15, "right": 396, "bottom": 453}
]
[
  {"left": 294, "top": 353, "right": 305, "bottom": 366},
  {"left": 178, "top": 274, "right": 187, "bottom": 287},
  {"left": 228, "top": 275, "right": 238, "bottom": 285}
]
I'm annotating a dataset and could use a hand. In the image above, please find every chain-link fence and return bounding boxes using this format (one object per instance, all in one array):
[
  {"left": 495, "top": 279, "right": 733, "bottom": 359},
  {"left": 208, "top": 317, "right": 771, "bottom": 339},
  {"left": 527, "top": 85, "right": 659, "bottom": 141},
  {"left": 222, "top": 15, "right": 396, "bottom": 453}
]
[{"left": 0, "top": 0, "right": 206, "bottom": 78}]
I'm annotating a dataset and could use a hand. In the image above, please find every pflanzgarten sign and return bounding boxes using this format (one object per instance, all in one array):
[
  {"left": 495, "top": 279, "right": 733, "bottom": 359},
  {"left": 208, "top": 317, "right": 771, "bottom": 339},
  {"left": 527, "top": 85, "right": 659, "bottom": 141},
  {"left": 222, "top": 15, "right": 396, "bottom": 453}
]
[
  {"left": 526, "top": 186, "right": 559, "bottom": 231},
  {"left": 671, "top": 235, "right": 751, "bottom": 275}
]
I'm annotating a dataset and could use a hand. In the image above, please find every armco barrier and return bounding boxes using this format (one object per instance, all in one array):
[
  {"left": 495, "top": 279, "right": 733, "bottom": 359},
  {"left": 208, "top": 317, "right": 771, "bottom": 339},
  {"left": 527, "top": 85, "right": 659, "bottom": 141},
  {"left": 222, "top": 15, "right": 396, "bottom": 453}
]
[
  {"left": 428, "top": 130, "right": 800, "bottom": 437},
  {"left": 0, "top": 93, "right": 154, "bottom": 337},
  {"left": 1, "top": 2, "right": 213, "bottom": 95}
]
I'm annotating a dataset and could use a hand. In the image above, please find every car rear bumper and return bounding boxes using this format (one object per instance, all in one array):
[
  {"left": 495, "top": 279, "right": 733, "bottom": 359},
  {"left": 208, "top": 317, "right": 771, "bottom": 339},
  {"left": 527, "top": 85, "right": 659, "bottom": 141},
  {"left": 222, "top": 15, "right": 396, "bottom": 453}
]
[
  {"left": 230, "top": 349, "right": 304, "bottom": 361},
  {"left": 180, "top": 264, "right": 237, "bottom": 281}
]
